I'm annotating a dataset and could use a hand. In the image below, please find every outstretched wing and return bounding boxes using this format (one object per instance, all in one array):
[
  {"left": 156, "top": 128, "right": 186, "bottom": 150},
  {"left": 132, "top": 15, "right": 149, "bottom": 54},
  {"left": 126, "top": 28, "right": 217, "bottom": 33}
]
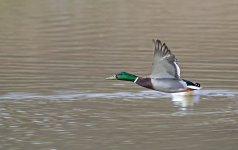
[{"left": 150, "top": 39, "right": 181, "bottom": 79}]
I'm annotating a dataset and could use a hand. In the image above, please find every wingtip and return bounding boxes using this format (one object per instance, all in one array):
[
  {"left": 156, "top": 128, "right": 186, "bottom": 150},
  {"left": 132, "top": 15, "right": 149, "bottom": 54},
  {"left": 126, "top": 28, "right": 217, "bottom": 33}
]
[
  {"left": 152, "top": 39, "right": 162, "bottom": 45},
  {"left": 153, "top": 39, "right": 163, "bottom": 54}
]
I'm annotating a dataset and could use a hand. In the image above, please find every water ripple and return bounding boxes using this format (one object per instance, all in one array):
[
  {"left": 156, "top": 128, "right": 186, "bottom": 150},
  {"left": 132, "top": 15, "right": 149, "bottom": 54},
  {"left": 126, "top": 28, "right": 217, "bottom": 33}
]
[{"left": 0, "top": 89, "right": 237, "bottom": 101}]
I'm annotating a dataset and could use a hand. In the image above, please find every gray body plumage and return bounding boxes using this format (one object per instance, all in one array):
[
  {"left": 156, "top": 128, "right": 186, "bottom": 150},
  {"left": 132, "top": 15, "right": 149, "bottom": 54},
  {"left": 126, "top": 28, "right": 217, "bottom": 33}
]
[
  {"left": 136, "top": 77, "right": 187, "bottom": 93},
  {"left": 150, "top": 78, "right": 187, "bottom": 93}
]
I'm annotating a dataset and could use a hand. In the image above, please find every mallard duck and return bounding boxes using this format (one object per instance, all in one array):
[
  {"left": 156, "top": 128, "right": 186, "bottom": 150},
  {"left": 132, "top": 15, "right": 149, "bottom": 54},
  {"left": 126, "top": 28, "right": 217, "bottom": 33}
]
[{"left": 106, "top": 39, "right": 201, "bottom": 93}]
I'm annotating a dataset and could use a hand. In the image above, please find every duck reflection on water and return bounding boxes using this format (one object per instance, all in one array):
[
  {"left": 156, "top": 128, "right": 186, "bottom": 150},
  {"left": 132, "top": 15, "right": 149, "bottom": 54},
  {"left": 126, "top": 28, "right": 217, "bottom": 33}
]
[{"left": 171, "top": 90, "right": 201, "bottom": 110}]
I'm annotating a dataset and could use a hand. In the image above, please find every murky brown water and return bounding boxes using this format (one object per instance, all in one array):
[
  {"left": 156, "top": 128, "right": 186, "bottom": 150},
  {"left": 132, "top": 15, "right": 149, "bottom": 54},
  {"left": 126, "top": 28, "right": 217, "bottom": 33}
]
[{"left": 0, "top": 0, "right": 238, "bottom": 150}]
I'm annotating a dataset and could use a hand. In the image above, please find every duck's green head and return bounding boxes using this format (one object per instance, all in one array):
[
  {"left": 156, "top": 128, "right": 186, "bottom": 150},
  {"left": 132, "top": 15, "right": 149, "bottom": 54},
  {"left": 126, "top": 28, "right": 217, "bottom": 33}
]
[{"left": 106, "top": 72, "right": 138, "bottom": 82}]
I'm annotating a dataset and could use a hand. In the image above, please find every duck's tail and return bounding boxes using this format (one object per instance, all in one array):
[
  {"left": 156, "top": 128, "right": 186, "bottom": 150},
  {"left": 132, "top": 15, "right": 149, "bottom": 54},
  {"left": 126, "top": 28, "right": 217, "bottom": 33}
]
[{"left": 183, "top": 79, "right": 202, "bottom": 90}]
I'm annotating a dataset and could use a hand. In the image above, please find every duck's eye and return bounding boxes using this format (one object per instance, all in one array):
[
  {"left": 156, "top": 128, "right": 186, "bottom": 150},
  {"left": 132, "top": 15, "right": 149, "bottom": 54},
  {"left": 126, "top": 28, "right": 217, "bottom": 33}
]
[{"left": 195, "top": 83, "right": 200, "bottom": 87}]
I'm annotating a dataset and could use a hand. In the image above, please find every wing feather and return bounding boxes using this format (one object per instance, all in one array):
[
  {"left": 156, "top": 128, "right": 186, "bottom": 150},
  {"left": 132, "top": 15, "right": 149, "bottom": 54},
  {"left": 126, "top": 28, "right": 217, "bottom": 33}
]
[{"left": 150, "top": 39, "right": 181, "bottom": 79}]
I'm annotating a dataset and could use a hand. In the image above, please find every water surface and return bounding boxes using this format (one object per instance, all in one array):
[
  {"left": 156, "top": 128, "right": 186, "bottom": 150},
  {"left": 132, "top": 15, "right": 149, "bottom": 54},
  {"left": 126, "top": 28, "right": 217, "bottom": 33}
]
[{"left": 0, "top": 0, "right": 238, "bottom": 150}]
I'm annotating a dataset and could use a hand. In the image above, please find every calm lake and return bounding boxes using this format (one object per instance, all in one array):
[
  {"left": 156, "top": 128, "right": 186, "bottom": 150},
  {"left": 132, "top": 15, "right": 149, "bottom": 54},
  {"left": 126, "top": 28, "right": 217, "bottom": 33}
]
[{"left": 0, "top": 0, "right": 238, "bottom": 150}]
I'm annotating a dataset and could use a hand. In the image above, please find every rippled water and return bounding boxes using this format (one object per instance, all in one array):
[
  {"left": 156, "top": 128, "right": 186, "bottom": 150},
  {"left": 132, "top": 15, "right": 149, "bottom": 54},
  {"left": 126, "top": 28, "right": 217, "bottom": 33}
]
[{"left": 0, "top": 0, "right": 238, "bottom": 150}]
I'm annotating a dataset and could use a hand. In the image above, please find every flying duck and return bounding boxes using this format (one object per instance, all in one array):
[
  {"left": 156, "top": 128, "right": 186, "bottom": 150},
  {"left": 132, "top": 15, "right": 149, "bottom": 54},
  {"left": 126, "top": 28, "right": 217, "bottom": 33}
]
[{"left": 106, "top": 39, "right": 201, "bottom": 93}]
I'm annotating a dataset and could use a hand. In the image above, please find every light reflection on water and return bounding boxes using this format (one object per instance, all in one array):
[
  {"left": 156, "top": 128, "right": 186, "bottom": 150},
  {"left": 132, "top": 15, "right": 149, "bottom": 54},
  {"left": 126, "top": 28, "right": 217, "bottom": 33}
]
[
  {"left": 0, "top": 89, "right": 237, "bottom": 112},
  {"left": 1, "top": 89, "right": 238, "bottom": 100}
]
